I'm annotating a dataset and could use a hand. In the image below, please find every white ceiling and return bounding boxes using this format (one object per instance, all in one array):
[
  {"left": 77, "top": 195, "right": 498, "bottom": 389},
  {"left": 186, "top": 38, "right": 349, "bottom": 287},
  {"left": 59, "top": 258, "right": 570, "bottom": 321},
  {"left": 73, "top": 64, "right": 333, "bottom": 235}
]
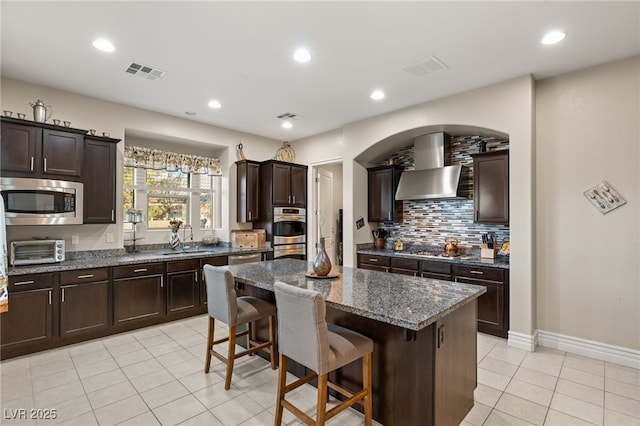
[{"left": 2, "top": 1, "right": 638, "bottom": 142}]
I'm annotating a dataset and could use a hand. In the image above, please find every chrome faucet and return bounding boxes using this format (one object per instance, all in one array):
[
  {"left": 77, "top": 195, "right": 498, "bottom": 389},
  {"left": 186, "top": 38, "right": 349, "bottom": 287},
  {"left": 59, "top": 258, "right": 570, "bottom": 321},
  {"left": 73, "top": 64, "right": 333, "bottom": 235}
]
[{"left": 181, "top": 225, "right": 194, "bottom": 251}]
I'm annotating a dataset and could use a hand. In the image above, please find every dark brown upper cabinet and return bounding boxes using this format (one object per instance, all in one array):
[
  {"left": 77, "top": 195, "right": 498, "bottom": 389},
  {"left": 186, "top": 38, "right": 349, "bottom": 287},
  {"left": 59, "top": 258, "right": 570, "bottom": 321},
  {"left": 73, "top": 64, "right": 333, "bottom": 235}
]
[
  {"left": 236, "top": 160, "right": 261, "bottom": 222},
  {"left": 367, "top": 165, "right": 404, "bottom": 223},
  {"left": 1, "top": 119, "right": 85, "bottom": 181},
  {"left": 471, "top": 150, "right": 509, "bottom": 224},
  {"left": 261, "top": 160, "right": 307, "bottom": 208},
  {"left": 83, "top": 136, "right": 118, "bottom": 224}
]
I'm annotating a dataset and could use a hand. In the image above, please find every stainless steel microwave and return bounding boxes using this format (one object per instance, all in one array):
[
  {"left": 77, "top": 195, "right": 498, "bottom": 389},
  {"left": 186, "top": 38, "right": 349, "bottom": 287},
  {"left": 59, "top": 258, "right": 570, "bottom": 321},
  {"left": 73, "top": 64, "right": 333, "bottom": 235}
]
[
  {"left": 0, "top": 177, "right": 83, "bottom": 225},
  {"left": 10, "top": 239, "right": 65, "bottom": 266}
]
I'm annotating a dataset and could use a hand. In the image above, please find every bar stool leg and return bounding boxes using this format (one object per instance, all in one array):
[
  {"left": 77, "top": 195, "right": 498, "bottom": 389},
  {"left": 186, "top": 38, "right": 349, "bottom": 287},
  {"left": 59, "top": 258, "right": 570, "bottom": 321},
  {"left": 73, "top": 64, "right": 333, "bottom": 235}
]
[
  {"left": 274, "top": 354, "right": 288, "bottom": 426},
  {"left": 316, "top": 373, "right": 329, "bottom": 425},
  {"left": 247, "top": 322, "right": 253, "bottom": 355},
  {"left": 268, "top": 315, "right": 277, "bottom": 370},
  {"left": 363, "top": 353, "right": 372, "bottom": 426},
  {"left": 225, "top": 326, "right": 237, "bottom": 390},
  {"left": 204, "top": 317, "right": 215, "bottom": 373}
]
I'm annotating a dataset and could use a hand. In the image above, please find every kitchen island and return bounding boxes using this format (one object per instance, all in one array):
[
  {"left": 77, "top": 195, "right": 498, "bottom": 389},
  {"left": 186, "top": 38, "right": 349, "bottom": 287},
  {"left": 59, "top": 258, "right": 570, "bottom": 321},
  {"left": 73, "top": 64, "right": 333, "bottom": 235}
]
[{"left": 226, "top": 258, "right": 486, "bottom": 426}]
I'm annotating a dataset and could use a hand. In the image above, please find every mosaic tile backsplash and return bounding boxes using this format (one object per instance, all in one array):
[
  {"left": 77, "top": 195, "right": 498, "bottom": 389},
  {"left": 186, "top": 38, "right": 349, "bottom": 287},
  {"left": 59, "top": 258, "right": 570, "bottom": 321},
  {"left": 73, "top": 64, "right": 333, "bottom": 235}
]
[{"left": 377, "top": 135, "right": 510, "bottom": 249}]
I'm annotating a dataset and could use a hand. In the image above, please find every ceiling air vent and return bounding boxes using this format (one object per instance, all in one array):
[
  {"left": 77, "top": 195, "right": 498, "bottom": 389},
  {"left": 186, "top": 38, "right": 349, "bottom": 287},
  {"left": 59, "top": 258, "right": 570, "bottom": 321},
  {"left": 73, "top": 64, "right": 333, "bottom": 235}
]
[
  {"left": 402, "top": 55, "right": 448, "bottom": 77},
  {"left": 276, "top": 112, "right": 297, "bottom": 119},
  {"left": 125, "top": 62, "right": 166, "bottom": 81}
]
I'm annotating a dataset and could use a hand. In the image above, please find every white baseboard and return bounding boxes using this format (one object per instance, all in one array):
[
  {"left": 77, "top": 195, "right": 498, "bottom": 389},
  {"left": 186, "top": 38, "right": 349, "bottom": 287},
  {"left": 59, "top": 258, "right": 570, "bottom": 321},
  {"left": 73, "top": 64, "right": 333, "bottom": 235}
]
[
  {"left": 537, "top": 330, "right": 640, "bottom": 370},
  {"left": 508, "top": 330, "right": 538, "bottom": 352}
]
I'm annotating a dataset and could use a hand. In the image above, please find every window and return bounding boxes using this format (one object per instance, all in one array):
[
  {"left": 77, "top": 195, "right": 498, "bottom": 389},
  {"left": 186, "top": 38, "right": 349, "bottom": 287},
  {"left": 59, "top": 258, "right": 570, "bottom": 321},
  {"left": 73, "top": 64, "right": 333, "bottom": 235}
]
[{"left": 123, "top": 163, "right": 221, "bottom": 237}]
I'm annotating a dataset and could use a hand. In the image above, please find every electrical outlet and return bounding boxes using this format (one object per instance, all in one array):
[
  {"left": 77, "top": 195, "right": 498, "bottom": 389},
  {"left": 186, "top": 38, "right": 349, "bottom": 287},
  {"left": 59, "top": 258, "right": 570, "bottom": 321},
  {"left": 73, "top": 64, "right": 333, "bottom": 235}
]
[
  {"left": 106, "top": 232, "right": 114, "bottom": 243},
  {"left": 71, "top": 235, "right": 79, "bottom": 245}
]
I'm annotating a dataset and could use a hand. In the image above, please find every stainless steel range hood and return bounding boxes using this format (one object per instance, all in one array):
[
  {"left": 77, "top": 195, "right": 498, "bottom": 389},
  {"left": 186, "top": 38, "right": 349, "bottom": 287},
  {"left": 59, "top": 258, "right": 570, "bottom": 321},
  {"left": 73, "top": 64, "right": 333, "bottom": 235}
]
[{"left": 395, "top": 132, "right": 469, "bottom": 200}]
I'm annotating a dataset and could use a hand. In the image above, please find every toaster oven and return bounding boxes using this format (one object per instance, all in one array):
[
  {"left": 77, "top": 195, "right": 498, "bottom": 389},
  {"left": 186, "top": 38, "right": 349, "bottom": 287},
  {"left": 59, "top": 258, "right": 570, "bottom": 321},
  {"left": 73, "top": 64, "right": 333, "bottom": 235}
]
[{"left": 10, "top": 239, "right": 65, "bottom": 266}]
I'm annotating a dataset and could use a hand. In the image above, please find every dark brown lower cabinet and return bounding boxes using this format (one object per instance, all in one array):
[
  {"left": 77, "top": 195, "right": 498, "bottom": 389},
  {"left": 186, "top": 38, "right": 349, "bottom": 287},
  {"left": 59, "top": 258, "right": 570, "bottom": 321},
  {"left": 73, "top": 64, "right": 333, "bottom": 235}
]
[
  {"left": 113, "top": 263, "right": 165, "bottom": 325},
  {"left": 60, "top": 278, "right": 109, "bottom": 338},
  {"left": 199, "top": 256, "right": 228, "bottom": 307},
  {"left": 453, "top": 264, "right": 509, "bottom": 338},
  {"left": 167, "top": 259, "right": 199, "bottom": 314},
  {"left": 0, "top": 287, "right": 53, "bottom": 350},
  {"left": 356, "top": 254, "right": 390, "bottom": 272}
]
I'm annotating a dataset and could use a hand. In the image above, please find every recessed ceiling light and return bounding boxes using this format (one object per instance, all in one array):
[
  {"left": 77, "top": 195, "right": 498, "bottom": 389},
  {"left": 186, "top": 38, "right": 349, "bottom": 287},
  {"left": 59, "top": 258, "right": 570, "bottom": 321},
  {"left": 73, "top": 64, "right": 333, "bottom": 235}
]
[
  {"left": 92, "top": 38, "right": 115, "bottom": 52},
  {"left": 541, "top": 31, "right": 566, "bottom": 45},
  {"left": 370, "top": 90, "right": 385, "bottom": 101},
  {"left": 185, "top": 111, "right": 196, "bottom": 116},
  {"left": 208, "top": 100, "right": 222, "bottom": 109},
  {"left": 282, "top": 121, "right": 293, "bottom": 129},
  {"left": 293, "top": 48, "right": 311, "bottom": 63}
]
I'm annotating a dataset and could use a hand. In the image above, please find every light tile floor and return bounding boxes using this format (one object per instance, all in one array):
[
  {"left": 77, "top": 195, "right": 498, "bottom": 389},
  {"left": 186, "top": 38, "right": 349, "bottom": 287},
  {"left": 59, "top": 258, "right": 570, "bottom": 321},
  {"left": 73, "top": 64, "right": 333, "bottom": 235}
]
[{"left": 0, "top": 315, "right": 638, "bottom": 425}]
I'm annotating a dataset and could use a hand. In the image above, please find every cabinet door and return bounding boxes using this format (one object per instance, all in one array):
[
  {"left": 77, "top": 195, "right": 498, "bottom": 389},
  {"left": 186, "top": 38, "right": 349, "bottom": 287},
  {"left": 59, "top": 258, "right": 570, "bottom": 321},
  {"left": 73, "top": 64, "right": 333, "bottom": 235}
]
[
  {"left": 60, "top": 281, "right": 109, "bottom": 337},
  {"left": 454, "top": 276, "right": 504, "bottom": 333},
  {"left": 473, "top": 151, "right": 509, "bottom": 224},
  {"left": 367, "top": 167, "right": 402, "bottom": 223},
  {"left": 113, "top": 275, "right": 164, "bottom": 324},
  {"left": 237, "top": 161, "right": 261, "bottom": 222},
  {"left": 290, "top": 165, "right": 307, "bottom": 207},
  {"left": 0, "top": 288, "right": 53, "bottom": 349},
  {"left": 272, "top": 163, "right": 292, "bottom": 205},
  {"left": 1, "top": 122, "right": 40, "bottom": 175},
  {"left": 41, "top": 129, "right": 83, "bottom": 177},
  {"left": 83, "top": 139, "right": 116, "bottom": 223},
  {"left": 167, "top": 271, "right": 198, "bottom": 313}
]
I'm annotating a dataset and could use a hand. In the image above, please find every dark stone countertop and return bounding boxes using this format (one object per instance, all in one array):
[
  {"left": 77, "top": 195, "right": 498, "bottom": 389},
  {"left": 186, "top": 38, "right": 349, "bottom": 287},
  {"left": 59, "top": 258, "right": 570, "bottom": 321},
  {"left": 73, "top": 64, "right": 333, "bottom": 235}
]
[
  {"left": 8, "top": 246, "right": 272, "bottom": 276},
  {"left": 226, "top": 258, "right": 486, "bottom": 331},
  {"left": 357, "top": 248, "right": 510, "bottom": 269}
]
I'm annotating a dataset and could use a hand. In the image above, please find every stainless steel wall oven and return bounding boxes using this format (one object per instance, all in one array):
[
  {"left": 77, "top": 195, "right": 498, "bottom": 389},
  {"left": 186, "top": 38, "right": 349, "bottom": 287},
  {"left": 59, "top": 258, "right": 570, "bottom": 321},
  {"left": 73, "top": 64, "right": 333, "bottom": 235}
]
[{"left": 272, "top": 207, "right": 306, "bottom": 259}]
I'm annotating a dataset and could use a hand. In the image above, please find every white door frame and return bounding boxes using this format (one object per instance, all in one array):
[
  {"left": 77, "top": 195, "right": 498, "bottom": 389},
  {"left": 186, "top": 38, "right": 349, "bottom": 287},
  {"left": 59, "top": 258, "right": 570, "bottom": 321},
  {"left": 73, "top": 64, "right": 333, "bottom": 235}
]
[{"left": 308, "top": 158, "right": 342, "bottom": 262}]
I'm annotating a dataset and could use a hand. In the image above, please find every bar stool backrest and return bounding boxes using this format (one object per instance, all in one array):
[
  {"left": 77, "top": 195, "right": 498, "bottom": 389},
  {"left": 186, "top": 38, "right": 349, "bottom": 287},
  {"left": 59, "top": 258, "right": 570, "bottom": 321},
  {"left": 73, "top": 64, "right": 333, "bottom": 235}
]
[
  {"left": 203, "top": 265, "right": 238, "bottom": 326},
  {"left": 274, "top": 281, "right": 330, "bottom": 375}
]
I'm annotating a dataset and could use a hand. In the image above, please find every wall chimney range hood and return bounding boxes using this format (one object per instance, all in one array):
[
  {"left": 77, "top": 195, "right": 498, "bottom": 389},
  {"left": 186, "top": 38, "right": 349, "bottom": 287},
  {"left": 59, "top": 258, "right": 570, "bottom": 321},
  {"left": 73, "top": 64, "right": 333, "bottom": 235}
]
[{"left": 395, "top": 132, "right": 469, "bottom": 200}]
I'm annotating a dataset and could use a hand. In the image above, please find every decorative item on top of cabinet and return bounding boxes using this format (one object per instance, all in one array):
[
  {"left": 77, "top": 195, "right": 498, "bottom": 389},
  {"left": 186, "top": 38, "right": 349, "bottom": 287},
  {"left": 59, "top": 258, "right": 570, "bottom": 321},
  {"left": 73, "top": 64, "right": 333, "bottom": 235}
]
[
  {"left": 236, "top": 160, "right": 261, "bottom": 222},
  {"left": 367, "top": 165, "right": 404, "bottom": 223},
  {"left": 275, "top": 141, "right": 295, "bottom": 162},
  {"left": 471, "top": 150, "right": 509, "bottom": 225}
]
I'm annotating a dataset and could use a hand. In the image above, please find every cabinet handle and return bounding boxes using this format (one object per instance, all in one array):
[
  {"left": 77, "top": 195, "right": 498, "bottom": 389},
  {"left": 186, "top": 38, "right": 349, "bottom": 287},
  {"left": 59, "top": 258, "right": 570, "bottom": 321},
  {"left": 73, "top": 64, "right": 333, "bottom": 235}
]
[
  {"left": 62, "top": 288, "right": 65, "bottom": 302},
  {"left": 14, "top": 280, "right": 35, "bottom": 286},
  {"left": 413, "top": 272, "right": 417, "bottom": 277},
  {"left": 195, "top": 271, "right": 198, "bottom": 283},
  {"left": 388, "top": 211, "right": 392, "bottom": 221},
  {"left": 160, "top": 276, "right": 164, "bottom": 288},
  {"left": 111, "top": 210, "right": 115, "bottom": 221},
  {"left": 48, "top": 290, "right": 52, "bottom": 305},
  {"left": 288, "top": 195, "right": 291, "bottom": 204},
  {"left": 133, "top": 268, "right": 147, "bottom": 273},
  {"left": 77, "top": 274, "right": 94, "bottom": 279},
  {"left": 368, "top": 258, "right": 378, "bottom": 262},
  {"left": 470, "top": 270, "right": 484, "bottom": 275},
  {"left": 30, "top": 157, "right": 34, "bottom": 171},
  {"left": 292, "top": 195, "right": 296, "bottom": 204},
  {"left": 43, "top": 157, "right": 47, "bottom": 172},
  {"left": 248, "top": 211, "right": 252, "bottom": 221}
]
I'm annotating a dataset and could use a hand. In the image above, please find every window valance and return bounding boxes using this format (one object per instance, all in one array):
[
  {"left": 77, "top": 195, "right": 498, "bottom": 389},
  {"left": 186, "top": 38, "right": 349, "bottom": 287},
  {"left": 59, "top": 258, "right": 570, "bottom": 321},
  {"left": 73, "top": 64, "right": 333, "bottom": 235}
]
[{"left": 124, "top": 145, "right": 222, "bottom": 175}]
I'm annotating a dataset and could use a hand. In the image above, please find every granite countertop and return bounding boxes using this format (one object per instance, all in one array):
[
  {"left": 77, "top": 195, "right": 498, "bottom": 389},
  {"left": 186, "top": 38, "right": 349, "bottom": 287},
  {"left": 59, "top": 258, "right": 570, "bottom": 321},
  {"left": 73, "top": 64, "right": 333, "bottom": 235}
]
[
  {"left": 357, "top": 247, "right": 510, "bottom": 269},
  {"left": 8, "top": 246, "right": 272, "bottom": 276},
  {"left": 226, "top": 258, "right": 486, "bottom": 332}
]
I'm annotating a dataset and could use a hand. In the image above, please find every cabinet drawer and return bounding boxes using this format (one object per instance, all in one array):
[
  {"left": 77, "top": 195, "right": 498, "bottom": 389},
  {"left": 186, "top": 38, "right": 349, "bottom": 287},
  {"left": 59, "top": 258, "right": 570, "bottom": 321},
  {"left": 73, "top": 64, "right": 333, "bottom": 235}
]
[
  {"left": 391, "top": 257, "right": 418, "bottom": 270},
  {"left": 357, "top": 254, "right": 391, "bottom": 267},
  {"left": 60, "top": 268, "right": 109, "bottom": 285},
  {"left": 167, "top": 259, "right": 199, "bottom": 273},
  {"left": 9, "top": 273, "right": 54, "bottom": 289},
  {"left": 113, "top": 263, "right": 164, "bottom": 279},
  {"left": 420, "top": 260, "right": 452, "bottom": 275},
  {"left": 200, "top": 256, "right": 228, "bottom": 267},
  {"left": 453, "top": 265, "right": 505, "bottom": 282}
]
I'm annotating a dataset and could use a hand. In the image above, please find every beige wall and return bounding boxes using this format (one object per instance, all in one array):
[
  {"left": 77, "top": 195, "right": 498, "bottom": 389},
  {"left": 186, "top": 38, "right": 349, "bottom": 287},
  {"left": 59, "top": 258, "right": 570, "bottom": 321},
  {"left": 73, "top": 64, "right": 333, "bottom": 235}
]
[
  {"left": 1, "top": 78, "right": 282, "bottom": 251},
  {"left": 536, "top": 56, "right": 639, "bottom": 350},
  {"left": 295, "top": 75, "right": 536, "bottom": 339}
]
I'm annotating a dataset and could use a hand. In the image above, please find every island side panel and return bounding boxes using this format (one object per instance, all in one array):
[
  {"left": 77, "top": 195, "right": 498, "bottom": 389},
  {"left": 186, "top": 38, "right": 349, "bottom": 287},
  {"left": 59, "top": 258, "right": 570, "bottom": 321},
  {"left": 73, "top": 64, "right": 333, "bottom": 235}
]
[
  {"left": 434, "top": 299, "right": 478, "bottom": 426},
  {"left": 325, "top": 306, "right": 436, "bottom": 426}
]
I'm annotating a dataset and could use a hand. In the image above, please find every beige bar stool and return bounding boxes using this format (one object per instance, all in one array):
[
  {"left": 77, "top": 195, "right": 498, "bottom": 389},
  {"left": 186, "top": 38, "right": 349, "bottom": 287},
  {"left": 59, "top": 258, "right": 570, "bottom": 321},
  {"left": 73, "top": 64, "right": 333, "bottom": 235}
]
[
  {"left": 203, "top": 264, "right": 277, "bottom": 390},
  {"left": 273, "top": 281, "right": 373, "bottom": 426}
]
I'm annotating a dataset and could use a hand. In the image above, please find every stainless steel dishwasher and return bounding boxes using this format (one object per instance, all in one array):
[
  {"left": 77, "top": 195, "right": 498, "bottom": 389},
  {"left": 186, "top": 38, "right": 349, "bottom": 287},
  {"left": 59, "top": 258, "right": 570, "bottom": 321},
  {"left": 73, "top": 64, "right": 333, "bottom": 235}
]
[{"left": 228, "top": 253, "right": 262, "bottom": 265}]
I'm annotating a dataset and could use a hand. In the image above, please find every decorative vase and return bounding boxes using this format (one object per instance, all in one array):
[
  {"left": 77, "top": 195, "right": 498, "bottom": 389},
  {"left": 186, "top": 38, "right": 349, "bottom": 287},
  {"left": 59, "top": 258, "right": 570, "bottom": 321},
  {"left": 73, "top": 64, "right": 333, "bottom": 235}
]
[
  {"left": 313, "top": 237, "right": 332, "bottom": 276},
  {"left": 169, "top": 232, "right": 181, "bottom": 250}
]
